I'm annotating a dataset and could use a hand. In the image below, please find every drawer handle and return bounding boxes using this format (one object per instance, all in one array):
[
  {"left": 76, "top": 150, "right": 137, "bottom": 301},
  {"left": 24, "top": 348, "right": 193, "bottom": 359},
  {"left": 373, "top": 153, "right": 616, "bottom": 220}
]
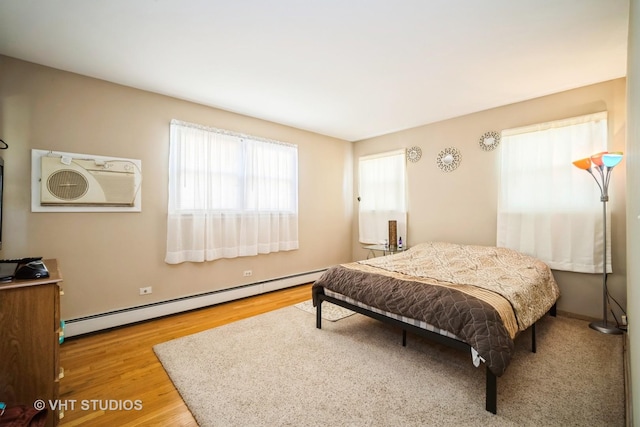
[{"left": 59, "top": 367, "right": 64, "bottom": 379}]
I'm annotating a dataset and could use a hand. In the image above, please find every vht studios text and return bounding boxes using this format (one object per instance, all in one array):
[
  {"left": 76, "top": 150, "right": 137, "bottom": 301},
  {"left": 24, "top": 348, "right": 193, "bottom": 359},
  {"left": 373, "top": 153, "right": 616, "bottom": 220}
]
[{"left": 34, "top": 399, "right": 143, "bottom": 412}]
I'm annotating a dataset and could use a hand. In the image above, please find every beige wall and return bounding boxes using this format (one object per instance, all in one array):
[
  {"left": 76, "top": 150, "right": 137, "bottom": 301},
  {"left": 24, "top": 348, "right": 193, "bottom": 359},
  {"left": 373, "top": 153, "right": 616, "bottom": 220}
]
[
  {"left": 0, "top": 56, "right": 353, "bottom": 320},
  {"left": 627, "top": 0, "right": 638, "bottom": 421},
  {"left": 353, "top": 78, "right": 628, "bottom": 320},
  {"left": 0, "top": 55, "right": 629, "bottom": 325}
]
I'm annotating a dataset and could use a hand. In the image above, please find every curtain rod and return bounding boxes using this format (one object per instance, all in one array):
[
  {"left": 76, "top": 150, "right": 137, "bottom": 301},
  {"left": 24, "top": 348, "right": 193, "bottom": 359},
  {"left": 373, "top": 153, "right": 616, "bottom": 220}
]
[{"left": 170, "top": 119, "right": 297, "bottom": 148}]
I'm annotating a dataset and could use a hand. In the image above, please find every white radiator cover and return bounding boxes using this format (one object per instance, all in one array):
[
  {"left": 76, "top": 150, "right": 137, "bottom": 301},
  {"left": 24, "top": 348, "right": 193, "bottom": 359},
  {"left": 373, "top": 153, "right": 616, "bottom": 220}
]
[{"left": 64, "top": 270, "right": 325, "bottom": 337}]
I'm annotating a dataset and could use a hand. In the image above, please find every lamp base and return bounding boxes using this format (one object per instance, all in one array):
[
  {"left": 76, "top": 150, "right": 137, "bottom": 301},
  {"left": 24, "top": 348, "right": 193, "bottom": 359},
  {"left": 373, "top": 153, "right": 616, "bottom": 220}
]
[{"left": 589, "top": 321, "right": 623, "bottom": 335}]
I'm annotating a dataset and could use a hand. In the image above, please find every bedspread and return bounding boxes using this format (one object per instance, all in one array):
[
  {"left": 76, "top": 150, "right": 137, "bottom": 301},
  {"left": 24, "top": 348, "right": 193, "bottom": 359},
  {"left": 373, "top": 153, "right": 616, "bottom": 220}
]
[{"left": 312, "top": 242, "right": 560, "bottom": 377}]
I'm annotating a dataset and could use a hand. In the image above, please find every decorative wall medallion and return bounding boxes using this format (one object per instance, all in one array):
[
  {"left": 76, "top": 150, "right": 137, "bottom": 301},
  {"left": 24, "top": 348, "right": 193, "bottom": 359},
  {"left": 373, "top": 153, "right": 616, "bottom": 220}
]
[
  {"left": 479, "top": 131, "right": 500, "bottom": 151},
  {"left": 407, "top": 146, "right": 422, "bottom": 162},
  {"left": 436, "top": 147, "right": 461, "bottom": 172}
]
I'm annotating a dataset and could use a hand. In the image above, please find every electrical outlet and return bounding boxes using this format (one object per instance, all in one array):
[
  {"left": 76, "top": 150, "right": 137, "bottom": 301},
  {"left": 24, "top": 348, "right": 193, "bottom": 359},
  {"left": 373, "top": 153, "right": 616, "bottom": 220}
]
[
  {"left": 621, "top": 315, "right": 628, "bottom": 326},
  {"left": 139, "top": 286, "right": 152, "bottom": 295},
  {"left": 243, "top": 270, "right": 253, "bottom": 277}
]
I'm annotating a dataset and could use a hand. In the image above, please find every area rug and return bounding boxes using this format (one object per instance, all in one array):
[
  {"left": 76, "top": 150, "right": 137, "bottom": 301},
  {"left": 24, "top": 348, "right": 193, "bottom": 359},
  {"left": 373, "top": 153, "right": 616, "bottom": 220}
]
[
  {"left": 153, "top": 306, "right": 624, "bottom": 427},
  {"left": 293, "top": 299, "right": 355, "bottom": 321}
]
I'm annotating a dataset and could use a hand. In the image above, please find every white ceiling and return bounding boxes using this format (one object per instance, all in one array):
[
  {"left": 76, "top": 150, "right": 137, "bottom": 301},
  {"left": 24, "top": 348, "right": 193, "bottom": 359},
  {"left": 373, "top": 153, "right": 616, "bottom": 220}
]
[{"left": 0, "top": 0, "right": 630, "bottom": 141}]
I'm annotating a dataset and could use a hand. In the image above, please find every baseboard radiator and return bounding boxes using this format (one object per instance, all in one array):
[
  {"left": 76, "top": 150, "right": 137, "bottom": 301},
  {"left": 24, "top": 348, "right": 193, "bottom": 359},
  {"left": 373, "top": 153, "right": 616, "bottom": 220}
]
[{"left": 64, "top": 269, "right": 326, "bottom": 338}]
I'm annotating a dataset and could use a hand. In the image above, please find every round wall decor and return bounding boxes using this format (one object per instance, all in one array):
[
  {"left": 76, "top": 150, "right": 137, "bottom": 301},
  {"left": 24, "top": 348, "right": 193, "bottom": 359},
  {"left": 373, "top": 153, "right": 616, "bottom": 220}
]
[
  {"left": 436, "top": 147, "right": 461, "bottom": 172},
  {"left": 479, "top": 131, "right": 500, "bottom": 151},
  {"left": 407, "top": 146, "right": 422, "bottom": 162}
]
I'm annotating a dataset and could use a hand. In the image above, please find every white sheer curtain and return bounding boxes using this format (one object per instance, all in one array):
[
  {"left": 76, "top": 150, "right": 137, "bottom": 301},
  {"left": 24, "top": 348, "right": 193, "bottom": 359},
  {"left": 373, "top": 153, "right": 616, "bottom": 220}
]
[
  {"left": 497, "top": 112, "right": 610, "bottom": 273},
  {"left": 166, "top": 120, "right": 298, "bottom": 264},
  {"left": 358, "top": 149, "right": 407, "bottom": 244}
]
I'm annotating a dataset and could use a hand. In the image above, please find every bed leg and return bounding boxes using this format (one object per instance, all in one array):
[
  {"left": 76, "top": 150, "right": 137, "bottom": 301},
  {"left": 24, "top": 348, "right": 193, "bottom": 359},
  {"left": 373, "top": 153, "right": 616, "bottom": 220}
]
[
  {"left": 531, "top": 322, "right": 536, "bottom": 353},
  {"left": 402, "top": 329, "right": 407, "bottom": 347},
  {"left": 316, "top": 301, "right": 322, "bottom": 329},
  {"left": 486, "top": 367, "right": 497, "bottom": 414}
]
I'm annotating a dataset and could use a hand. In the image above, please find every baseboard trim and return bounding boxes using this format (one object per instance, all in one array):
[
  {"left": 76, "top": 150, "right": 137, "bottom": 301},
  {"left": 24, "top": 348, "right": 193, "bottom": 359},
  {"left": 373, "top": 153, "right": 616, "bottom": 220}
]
[
  {"left": 64, "top": 269, "right": 325, "bottom": 338},
  {"left": 555, "top": 310, "right": 600, "bottom": 322}
]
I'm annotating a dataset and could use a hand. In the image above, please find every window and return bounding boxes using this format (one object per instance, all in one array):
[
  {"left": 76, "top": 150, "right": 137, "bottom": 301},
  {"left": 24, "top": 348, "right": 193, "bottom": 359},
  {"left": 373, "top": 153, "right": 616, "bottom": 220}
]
[
  {"left": 358, "top": 149, "right": 407, "bottom": 244},
  {"left": 166, "top": 120, "right": 298, "bottom": 264},
  {"left": 497, "top": 112, "right": 609, "bottom": 273}
]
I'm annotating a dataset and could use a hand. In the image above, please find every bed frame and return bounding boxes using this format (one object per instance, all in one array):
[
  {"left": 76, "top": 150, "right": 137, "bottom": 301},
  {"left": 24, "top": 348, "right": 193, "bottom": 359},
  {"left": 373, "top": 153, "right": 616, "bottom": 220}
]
[{"left": 313, "top": 286, "right": 557, "bottom": 414}]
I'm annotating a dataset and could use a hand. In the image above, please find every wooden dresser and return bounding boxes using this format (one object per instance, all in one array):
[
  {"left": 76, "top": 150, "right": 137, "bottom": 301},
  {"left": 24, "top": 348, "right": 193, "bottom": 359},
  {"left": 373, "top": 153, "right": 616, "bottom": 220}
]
[{"left": 0, "top": 259, "right": 63, "bottom": 427}]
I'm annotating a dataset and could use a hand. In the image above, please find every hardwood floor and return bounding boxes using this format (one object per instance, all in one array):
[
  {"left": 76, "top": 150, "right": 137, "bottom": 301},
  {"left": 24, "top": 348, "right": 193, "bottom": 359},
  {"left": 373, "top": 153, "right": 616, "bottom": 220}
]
[{"left": 58, "top": 283, "right": 313, "bottom": 426}]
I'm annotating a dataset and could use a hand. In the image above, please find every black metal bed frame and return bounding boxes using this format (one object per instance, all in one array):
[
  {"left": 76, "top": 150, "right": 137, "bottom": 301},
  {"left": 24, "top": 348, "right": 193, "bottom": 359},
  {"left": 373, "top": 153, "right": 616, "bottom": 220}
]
[{"left": 313, "top": 286, "right": 557, "bottom": 414}]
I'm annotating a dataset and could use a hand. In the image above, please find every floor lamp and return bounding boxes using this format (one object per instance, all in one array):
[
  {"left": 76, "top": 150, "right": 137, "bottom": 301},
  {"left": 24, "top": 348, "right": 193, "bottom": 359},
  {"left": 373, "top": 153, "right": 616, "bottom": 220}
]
[{"left": 572, "top": 151, "right": 623, "bottom": 334}]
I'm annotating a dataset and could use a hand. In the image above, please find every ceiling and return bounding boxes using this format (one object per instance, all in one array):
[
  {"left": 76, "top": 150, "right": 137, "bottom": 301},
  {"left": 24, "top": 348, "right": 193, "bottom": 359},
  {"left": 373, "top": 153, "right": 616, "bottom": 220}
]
[{"left": 0, "top": 0, "right": 630, "bottom": 142}]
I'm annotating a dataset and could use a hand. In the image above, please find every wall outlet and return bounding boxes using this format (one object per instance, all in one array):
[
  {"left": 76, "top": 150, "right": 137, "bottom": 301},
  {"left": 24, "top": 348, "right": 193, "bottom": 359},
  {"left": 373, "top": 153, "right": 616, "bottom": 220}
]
[
  {"left": 139, "top": 286, "right": 152, "bottom": 295},
  {"left": 621, "top": 315, "right": 627, "bottom": 326},
  {"left": 243, "top": 270, "right": 253, "bottom": 277}
]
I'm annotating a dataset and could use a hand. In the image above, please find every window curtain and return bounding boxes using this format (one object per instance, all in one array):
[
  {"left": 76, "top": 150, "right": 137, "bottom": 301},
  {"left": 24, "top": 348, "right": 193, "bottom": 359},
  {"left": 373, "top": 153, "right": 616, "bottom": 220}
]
[
  {"left": 497, "top": 112, "right": 610, "bottom": 273},
  {"left": 358, "top": 149, "right": 407, "bottom": 245},
  {"left": 166, "top": 120, "right": 298, "bottom": 264}
]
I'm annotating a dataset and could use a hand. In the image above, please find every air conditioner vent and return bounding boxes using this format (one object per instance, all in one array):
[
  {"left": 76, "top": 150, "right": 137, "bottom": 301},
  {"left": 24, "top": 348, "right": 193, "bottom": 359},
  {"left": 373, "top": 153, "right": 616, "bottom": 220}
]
[
  {"left": 47, "top": 169, "right": 89, "bottom": 200},
  {"left": 40, "top": 156, "right": 139, "bottom": 207}
]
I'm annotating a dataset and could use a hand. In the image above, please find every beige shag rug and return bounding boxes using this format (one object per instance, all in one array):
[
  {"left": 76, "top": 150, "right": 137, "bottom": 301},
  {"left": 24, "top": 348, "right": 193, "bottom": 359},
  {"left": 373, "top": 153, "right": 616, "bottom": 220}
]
[
  {"left": 153, "top": 306, "right": 624, "bottom": 427},
  {"left": 294, "top": 299, "right": 355, "bottom": 321}
]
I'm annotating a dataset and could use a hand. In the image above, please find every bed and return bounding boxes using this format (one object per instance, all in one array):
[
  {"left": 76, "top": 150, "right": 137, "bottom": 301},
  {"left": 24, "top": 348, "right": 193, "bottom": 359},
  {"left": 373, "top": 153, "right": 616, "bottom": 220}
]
[{"left": 312, "top": 241, "right": 560, "bottom": 414}]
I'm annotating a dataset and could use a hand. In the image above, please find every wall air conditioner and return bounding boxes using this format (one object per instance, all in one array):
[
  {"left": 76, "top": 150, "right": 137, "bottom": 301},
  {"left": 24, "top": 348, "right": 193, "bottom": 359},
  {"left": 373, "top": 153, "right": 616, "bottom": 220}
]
[{"left": 40, "top": 156, "right": 139, "bottom": 206}]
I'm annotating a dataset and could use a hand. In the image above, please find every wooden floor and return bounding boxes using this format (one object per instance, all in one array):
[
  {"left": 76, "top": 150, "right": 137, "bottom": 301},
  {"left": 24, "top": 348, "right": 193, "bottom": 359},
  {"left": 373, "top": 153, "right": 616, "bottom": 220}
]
[{"left": 58, "top": 283, "right": 313, "bottom": 426}]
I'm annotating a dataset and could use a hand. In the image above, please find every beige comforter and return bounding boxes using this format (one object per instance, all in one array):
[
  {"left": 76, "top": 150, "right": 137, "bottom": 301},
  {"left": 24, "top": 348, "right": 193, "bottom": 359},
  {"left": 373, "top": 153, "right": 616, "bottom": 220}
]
[{"left": 360, "top": 241, "right": 560, "bottom": 338}]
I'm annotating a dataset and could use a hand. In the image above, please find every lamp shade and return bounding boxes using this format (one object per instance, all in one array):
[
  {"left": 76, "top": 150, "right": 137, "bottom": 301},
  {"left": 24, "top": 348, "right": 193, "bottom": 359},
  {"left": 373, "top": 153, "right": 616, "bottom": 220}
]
[
  {"left": 602, "top": 152, "right": 623, "bottom": 168},
  {"left": 590, "top": 152, "right": 607, "bottom": 166},
  {"left": 572, "top": 157, "right": 592, "bottom": 170}
]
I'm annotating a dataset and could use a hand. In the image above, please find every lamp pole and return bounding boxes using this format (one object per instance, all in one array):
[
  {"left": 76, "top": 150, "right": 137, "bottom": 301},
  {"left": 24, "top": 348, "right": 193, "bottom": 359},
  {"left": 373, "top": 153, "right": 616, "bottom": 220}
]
[{"left": 590, "top": 172, "right": 619, "bottom": 334}]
